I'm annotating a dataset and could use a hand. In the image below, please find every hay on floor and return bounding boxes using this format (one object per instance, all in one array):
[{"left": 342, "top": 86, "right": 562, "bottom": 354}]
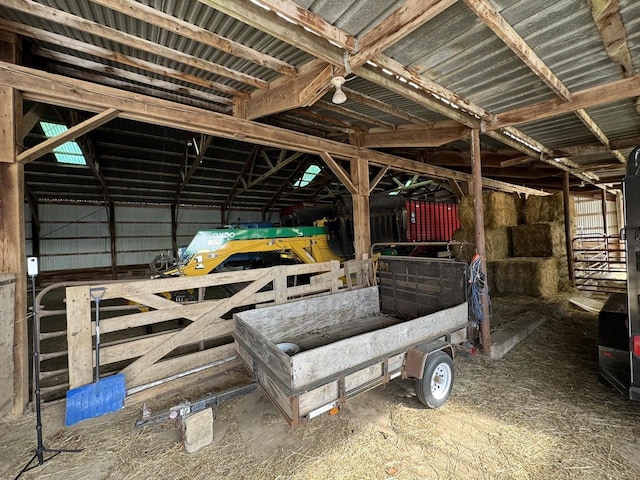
[
  {"left": 488, "top": 257, "right": 558, "bottom": 297},
  {"left": 512, "top": 222, "right": 566, "bottom": 257}
]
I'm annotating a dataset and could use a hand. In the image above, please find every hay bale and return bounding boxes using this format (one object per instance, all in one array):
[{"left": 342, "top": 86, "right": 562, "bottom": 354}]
[
  {"left": 525, "top": 192, "right": 575, "bottom": 224},
  {"left": 512, "top": 223, "right": 566, "bottom": 257},
  {"left": 451, "top": 227, "right": 511, "bottom": 261},
  {"left": 487, "top": 258, "right": 558, "bottom": 297},
  {"left": 555, "top": 257, "right": 571, "bottom": 292},
  {"left": 458, "top": 192, "right": 520, "bottom": 232}
]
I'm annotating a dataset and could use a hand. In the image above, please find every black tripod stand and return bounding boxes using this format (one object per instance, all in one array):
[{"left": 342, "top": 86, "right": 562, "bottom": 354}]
[{"left": 14, "top": 271, "right": 82, "bottom": 480}]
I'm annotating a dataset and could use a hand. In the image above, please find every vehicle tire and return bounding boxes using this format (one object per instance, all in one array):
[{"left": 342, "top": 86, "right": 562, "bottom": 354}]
[{"left": 415, "top": 351, "right": 454, "bottom": 409}]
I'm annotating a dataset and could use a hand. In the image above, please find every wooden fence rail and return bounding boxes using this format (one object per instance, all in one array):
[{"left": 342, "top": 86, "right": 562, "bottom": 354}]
[{"left": 64, "top": 259, "right": 375, "bottom": 402}]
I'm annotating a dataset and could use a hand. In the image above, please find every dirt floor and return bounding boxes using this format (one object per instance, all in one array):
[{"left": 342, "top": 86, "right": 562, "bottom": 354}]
[{"left": 2, "top": 293, "right": 640, "bottom": 480}]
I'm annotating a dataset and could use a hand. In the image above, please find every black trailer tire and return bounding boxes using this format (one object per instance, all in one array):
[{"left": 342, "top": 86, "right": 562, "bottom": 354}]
[{"left": 416, "top": 351, "right": 454, "bottom": 409}]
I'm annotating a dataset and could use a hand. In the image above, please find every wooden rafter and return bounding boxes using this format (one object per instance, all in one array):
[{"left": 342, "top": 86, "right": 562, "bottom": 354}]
[
  {"left": 587, "top": 0, "right": 635, "bottom": 77},
  {"left": 464, "top": 0, "right": 624, "bottom": 164},
  {"left": 350, "top": 0, "right": 457, "bottom": 70},
  {"left": 547, "top": 135, "right": 640, "bottom": 157},
  {"left": 34, "top": 48, "right": 233, "bottom": 106},
  {"left": 0, "top": 18, "right": 245, "bottom": 97},
  {"left": 246, "top": 151, "right": 305, "bottom": 190},
  {"left": 489, "top": 74, "right": 640, "bottom": 130},
  {"left": 17, "top": 108, "right": 119, "bottom": 164},
  {"left": 89, "top": 0, "right": 297, "bottom": 76},
  {"left": 363, "top": 123, "right": 470, "bottom": 148},
  {"left": 225, "top": 145, "right": 260, "bottom": 218},
  {"left": 49, "top": 64, "right": 226, "bottom": 113},
  {"left": 0, "top": 61, "right": 549, "bottom": 196},
  {"left": 4, "top": 0, "right": 268, "bottom": 89},
  {"left": 464, "top": 0, "right": 571, "bottom": 100},
  {"left": 319, "top": 152, "right": 356, "bottom": 195},
  {"left": 245, "top": 62, "right": 333, "bottom": 120}
]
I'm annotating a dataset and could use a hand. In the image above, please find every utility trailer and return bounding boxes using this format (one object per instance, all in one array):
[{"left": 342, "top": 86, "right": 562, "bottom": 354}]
[{"left": 234, "top": 256, "right": 469, "bottom": 427}]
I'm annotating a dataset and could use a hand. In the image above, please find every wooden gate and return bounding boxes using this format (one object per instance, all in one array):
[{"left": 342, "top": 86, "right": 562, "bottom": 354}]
[{"left": 64, "top": 259, "right": 374, "bottom": 403}]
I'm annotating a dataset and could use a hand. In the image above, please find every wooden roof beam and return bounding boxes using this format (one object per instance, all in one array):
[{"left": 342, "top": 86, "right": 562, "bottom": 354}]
[
  {"left": 197, "top": 0, "right": 344, "bottom": 65},
  {"left": 489, "top": 74, "right": 640, "bottom": 130},
  {"left": 547, "top": 135, "right": 640, "bottom": 157},
  {"left": 362, "top": 123, "right": 470, "bottom": 148},
  {"left": 244, "top": 62, "right": 334, "bottom": 119},
  {"left": 464, "top": 0, "right": 571, "bottom": 100},
  {"left": 238, "top": 0, "right": 357, "bottom": 52},
  {"left": 3, "top": 0, "right": 268, "bottom": 89},
  {"left": 17, "top": 108, "right": 119, "bottom": 164},
  {"left": 34, "top": 48, "right": 233, "bottom": 107},
  {"left": 0, "top": 18, "right": 245, "bottom": 97},
  {"left": 0, "top": 61, "right": 549, "bottom": 196},
  {"left": 588, "top": 0, "right": 635, "bottom": 77},
  {"left": 89, "top": 0, "right": 297, "bottom": 76},
  {"left": 349, "top": 0, "right": 457, "bottom": 70}
]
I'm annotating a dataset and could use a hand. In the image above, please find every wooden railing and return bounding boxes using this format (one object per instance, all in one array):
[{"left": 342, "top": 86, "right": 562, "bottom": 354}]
[{"left": 58, "top": 259, "right": 374, "bottom": 404}]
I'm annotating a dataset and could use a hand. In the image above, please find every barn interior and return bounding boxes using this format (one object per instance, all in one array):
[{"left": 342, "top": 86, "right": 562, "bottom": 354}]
[{"left": 1, "top": 1, "right": 640, "bottom": 478}]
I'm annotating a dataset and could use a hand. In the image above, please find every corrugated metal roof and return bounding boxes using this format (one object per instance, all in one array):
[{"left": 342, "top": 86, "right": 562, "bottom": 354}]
[{"left": 2, "top": 0, "right": 637, "bottom": 209}]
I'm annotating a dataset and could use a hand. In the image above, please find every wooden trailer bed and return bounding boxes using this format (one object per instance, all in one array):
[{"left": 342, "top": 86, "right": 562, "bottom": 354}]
[{"left": 234, "top": 286, "right": 468, "bottom": 427}]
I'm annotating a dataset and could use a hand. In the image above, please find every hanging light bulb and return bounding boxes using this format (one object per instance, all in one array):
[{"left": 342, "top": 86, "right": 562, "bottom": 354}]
[{"left": 331, "top": 76, "right": 347, "bottom": 104}]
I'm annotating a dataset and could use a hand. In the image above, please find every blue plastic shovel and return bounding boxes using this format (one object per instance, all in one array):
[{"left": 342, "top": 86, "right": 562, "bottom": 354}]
[{"left": 65, "top": 287, "right": 125, "bottom": 426}]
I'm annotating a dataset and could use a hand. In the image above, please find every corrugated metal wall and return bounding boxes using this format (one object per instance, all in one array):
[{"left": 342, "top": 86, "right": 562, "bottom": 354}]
[
  {"left": 27, "top": 204, "right": 273, "bottom": 272},
  {"left": 575, "top": 197, "right": 620, "bottom": 236},
  {"left": 39, "top": 204, "right": 110, "bottom": 271},
  {"left": 115, "top": 205, "right": 172, "bottom": 266}
]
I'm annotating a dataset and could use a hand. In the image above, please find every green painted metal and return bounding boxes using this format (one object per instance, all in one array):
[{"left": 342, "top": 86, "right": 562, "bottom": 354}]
[{"left": 183, "top": 226, "right": 328, "bottom": 256}]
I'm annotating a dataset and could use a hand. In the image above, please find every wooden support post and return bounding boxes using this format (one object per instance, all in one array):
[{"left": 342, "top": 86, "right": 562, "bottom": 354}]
[
  {"left": 0, "top": 31, "right": 27, "bottom": 415},
  {"left": 351, "top": 156, "right": 371, "bottom": 259},
  {"left": 171, "top": 203, "right": 178, "bottom": 258},
  {"left": 563, "top": 171, "right": 576, "bottom": 287},
  {"left": 470, "top": 129, "right": 491, "bottom": 356},
  {"left": 109, "top": 202, "right": 117, "bottom": 280},
  {"left": 601, "top": 190, "right": 609, "bottom": 235}
]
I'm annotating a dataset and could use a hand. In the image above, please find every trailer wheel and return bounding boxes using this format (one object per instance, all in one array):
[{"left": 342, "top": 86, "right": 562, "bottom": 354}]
[{"left": 416, "top": 351, "right": 454, "bottom": 409}]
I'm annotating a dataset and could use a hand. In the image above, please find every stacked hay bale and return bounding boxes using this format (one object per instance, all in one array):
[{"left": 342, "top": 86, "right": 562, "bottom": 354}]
[
  {"left": 452, "top": 191, "right": 573, "bottom": 296},
  {"left": 452, "top": 191, "right": 520, "bottom": 262}
]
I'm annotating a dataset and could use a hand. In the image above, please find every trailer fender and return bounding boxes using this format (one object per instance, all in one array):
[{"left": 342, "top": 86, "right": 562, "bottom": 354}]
[{"left": 404, "top": 340, "right": 453, "bottom": 380}]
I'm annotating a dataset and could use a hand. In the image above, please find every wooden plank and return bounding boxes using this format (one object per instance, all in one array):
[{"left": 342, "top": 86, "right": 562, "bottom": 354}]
[
  {"left": 298, "top": 381, "right": 338, "bottom": 416},
  {"left": 17, "top": 108, "right": 119, "bottom": 164},
  {"left": 89, "top": 0, "right": 297, "bottom": 76},
  {"left": 127, "top": 343, "right": 237, "bottom": 389},
  {"left": 66, "top": 286, "right": 93, "bottom": 389},
  {"left": 120, "top": 269, "right": 276, "bottom": 382},
  {"left": 98, "top": 326, "right": 233, "bottom": 366},
  {"left": 4, "top": 0, "right": 268, "bottom": 89},
  {"left": 290, "top": 302, "right": 468, "bottom": 390},
  {"left": 246, "top": 62, "right": 331, "bottom": 120},
  {"left": 342, "top": 88, "right": 433, "bottom": 127},
  {"left": 0, "top": 52, "right": 28, "bottom": 413},
  {"left": 235, "top": 287, "right": 380, "bottom": 340},
  {"left": 0, "top": 275, "right": 15, "bottom": 417},
  {"left": 234, "top": 321, "right": 291, "bottom": 387},
  {"left": 344, "top": 363, "right": 383, "bottom": 391},
  {"left": 316, "top": 100, "right": 396, "bottom": 130}
]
